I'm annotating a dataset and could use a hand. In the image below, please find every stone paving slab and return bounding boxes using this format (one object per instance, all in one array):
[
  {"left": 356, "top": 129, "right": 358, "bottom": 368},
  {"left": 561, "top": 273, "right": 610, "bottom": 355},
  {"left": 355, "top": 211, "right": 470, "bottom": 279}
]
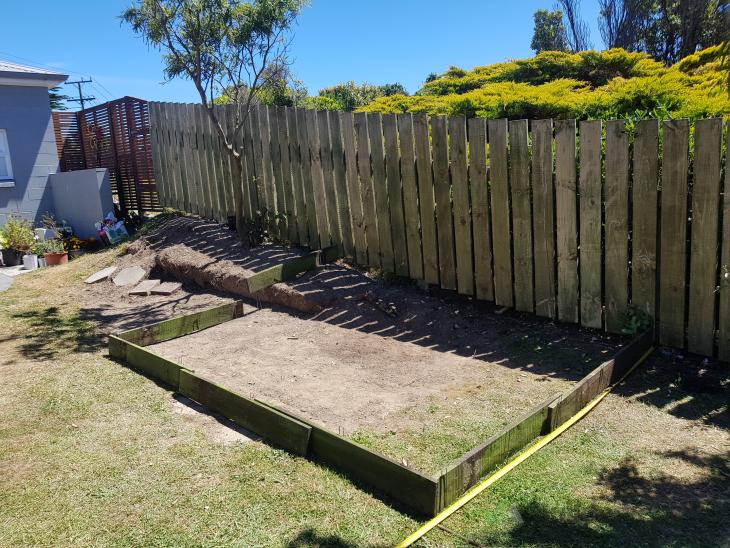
[
  {"left": 112, "top": 266, "right": 146, "bottom": 287},
  {"left": 129, "top": 279, "right": 161, "bottom": 295},
  {"left": 85, "top": 266, "right": 118, "bottom": 284}
]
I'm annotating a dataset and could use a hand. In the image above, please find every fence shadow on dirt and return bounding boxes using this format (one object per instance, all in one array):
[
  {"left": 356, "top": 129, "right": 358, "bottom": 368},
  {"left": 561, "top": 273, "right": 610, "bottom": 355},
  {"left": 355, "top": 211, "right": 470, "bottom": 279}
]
[
  {"left": 140, "top": 214, "right": 304, "bottom": 273},
  {"left": 612, "top": 352, "right": 730, "bottom": 432},
  {"left": 286, "top": 262, "right": 626, "bottom": 384}
]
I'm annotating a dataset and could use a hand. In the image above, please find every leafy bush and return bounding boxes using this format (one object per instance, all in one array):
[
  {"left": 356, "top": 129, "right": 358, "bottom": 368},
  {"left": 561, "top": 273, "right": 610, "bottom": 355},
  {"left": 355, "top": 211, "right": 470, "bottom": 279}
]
[
  {"left": 303, "top": 81, "right": 407, "bottom": 111},
  {"left": 0, "top": 218, "right": 35, "bottom": 252},
  {"left": 360, "top": 47, "right": 729, "bottom": 121}
]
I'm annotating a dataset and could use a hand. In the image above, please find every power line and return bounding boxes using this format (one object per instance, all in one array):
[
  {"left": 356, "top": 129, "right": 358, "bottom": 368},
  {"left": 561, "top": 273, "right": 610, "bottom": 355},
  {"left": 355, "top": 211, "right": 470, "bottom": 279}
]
[
  {"left": 90, "top": 81, "right": 112, "bottom": 103},
  {"left": 0, "top": 51, "right": 118, "bottom": 106}
]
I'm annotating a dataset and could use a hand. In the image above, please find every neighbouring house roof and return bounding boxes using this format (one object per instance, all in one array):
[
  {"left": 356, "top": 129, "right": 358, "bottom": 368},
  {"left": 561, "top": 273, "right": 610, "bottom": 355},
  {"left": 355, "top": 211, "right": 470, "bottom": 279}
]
[{"left": 0, "top": 60, "right": 68, "bottom": 88}]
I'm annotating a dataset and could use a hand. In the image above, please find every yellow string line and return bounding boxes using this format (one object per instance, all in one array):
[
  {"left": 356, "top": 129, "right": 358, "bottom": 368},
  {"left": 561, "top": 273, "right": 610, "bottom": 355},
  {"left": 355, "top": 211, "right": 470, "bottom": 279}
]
[{"left": 396, "top": 346, "right": 654, "bottom": 548}]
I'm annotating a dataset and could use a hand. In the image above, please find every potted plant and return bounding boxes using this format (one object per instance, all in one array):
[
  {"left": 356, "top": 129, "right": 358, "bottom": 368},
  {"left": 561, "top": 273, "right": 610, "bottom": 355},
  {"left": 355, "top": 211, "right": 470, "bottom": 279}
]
[
  {"left": 66, "top": 237, "right": 85, "bottom": 259},
  {"left": 0, "top": 217, "right": 35, "bottom": 266},
  {"left": 22, "top": 241, "right": 42, "bottom": 271},
  {"left": 42, "top": 238, "right": 69, "bottom": 266}
]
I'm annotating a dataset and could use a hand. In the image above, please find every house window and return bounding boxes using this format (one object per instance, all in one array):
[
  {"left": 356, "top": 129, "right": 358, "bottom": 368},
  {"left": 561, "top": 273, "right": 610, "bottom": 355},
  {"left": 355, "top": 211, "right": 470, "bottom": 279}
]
[{"left": 0, "top": 129, "right": 13, "bottom": 181}]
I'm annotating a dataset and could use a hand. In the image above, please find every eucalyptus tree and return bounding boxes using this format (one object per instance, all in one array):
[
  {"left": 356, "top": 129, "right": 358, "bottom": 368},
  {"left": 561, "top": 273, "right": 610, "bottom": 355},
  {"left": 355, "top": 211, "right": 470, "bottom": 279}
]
[{"left": 122, "top": 0, "right": 306, "bottom": 242}]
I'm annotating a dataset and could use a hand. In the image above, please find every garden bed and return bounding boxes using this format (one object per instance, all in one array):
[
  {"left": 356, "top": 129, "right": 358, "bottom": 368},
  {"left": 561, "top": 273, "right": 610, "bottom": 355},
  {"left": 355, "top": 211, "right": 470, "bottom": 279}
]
[{"left": 147, "top": 301, "right": 623, "bottom": 474}]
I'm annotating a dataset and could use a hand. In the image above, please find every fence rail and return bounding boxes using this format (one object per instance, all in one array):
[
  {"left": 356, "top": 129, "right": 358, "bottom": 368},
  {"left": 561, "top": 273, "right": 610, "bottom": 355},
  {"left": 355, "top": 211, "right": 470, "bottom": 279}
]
[{"left": 148, "top": 102, "right": 729, "bottom": 360}]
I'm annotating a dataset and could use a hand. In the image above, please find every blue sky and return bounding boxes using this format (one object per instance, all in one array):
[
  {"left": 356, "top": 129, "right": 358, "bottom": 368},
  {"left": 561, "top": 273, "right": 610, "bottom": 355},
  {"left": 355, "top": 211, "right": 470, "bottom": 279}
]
[{"left": 3, "top": 0, "right": 604, "bottom": 109}]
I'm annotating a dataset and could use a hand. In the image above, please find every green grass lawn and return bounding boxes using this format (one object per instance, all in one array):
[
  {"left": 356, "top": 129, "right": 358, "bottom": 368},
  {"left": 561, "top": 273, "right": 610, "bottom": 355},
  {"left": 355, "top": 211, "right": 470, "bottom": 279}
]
[{"left": 1, "top": 248, "right": 727, "bottom": 547}]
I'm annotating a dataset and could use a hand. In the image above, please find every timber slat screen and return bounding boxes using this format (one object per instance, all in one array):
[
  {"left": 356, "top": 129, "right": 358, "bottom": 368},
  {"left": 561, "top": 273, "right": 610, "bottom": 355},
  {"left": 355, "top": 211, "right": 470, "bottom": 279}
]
[
  {"left": 52, "top": 97, "right": 161, "bottom": 214},
  {"left": 149, "top": 102, "right": 729, "bottom": 360}
]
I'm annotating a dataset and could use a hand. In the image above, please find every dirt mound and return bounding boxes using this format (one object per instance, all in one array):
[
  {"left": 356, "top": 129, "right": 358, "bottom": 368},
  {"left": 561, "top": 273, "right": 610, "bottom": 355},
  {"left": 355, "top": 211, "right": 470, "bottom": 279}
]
[{"left": 156, "top": 244, "right": 321, "bottom": 314}]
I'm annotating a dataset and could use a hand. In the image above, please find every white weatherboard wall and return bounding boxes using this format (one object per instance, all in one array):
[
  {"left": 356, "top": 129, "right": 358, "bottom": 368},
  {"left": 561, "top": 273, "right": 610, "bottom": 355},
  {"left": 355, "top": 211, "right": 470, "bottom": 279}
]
[{"left": 50, "top": 168, "right": 113, "bottom": 239}]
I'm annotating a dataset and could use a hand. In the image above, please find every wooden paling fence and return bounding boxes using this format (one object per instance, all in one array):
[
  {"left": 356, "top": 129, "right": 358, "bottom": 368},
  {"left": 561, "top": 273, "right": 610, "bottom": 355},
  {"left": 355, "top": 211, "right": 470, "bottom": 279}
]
[{"left": 148, "top": 102, "right": 729, "bottom": 360}]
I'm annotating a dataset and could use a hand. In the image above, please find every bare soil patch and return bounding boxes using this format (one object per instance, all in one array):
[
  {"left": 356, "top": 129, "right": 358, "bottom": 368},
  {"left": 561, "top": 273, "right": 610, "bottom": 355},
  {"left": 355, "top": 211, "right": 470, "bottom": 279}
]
[
  {"left": 78, "top": 215, "right": 310, "bottom": 334},
  {"left": 148, "top": 260, "right": 629, "bottom": 472}
]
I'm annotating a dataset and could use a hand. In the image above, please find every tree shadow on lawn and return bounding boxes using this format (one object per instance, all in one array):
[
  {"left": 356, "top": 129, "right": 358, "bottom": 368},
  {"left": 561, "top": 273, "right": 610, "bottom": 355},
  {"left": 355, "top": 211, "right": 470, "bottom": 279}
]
[
  {"left": 284, "top": 528, "right": 358, "bottom": 548},
  {"left": 6, "top": 306, "right": 104, "bottom": 360},
  {"left": 474, "top": 450, "right": 730, "bottom": 547},
  {"left": 613, "top": 352, "right": 729, "bottom": 432}
]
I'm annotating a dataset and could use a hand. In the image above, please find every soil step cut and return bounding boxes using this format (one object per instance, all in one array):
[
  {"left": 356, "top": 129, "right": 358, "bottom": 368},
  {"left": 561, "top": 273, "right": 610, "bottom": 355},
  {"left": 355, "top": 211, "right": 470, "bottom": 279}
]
[{"left": 129, "top": 279, "right": 161, "bottom": 295}]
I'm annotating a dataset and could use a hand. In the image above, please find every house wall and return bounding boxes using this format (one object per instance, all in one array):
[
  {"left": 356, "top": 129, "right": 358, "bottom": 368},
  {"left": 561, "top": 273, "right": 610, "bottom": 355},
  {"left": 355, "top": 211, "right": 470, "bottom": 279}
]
[
  {"left": 50, "top": 169, "right": 113, "bottom": 239},
  {"left": 0, "top": 85, "right": 59, "bottom": 226}
]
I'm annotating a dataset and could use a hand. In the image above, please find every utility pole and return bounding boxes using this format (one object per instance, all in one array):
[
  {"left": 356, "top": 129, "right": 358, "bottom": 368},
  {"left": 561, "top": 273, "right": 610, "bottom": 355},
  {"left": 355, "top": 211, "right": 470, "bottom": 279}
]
[{"left": 65, "top": 78, "right": 95, "bottom": 111}]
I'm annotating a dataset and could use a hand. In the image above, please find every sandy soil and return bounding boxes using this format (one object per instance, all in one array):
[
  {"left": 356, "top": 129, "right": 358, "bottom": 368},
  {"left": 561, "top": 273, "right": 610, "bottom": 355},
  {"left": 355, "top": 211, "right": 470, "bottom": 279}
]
[
  {"left": 149, "top": 305, "right": 569, "bottom": 434},
  {"left": 146, "top": 258, "right": 631, "bottom": 471}
]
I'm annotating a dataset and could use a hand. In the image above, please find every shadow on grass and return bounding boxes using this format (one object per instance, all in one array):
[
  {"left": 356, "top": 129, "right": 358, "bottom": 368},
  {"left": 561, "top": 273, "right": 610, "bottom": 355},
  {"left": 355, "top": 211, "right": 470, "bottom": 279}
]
[
  {"left": 613, "top": 352, "right": 730, "bottom": 432},
  {"left": 7, "top": 306, "right": 104, "bottom": 360},
  {"left": 472, "top": 449, "right": 730, "bottom": 547},
  {"left": 285, "top": 528, "right": 358, "bottom": 548}
]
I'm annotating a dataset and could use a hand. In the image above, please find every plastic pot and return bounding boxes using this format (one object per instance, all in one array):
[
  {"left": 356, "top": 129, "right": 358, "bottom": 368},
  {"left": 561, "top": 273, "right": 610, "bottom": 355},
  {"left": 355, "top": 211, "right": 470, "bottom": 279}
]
[
  {"left": 1, "top": 249, "right": 23, "bottom": 266},
  {"left": 22, "top": 254, "right": 39, "bottom": 271}
]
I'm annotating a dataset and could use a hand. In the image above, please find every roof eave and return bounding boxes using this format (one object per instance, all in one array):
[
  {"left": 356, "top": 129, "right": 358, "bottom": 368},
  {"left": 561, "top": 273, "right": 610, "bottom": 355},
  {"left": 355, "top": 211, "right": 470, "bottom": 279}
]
[{"left": 0, "top": 71, "right": 69, "bottom": 88}]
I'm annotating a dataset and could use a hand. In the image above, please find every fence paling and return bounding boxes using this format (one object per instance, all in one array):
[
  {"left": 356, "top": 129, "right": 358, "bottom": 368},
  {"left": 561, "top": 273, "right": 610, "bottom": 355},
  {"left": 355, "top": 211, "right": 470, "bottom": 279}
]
[
  {"left": 579, "top": 120, "right": 603, "bottom": 329},
  {"left": 531, "top": 118, "right": 555, "bottom": 318},
  {"left": 687, "top": 118, "right": 723, "bottom": 356},
  {"left": 509, "top": 119, "right": 531, "bottom": 312},
  {"left": 489, "top": 119, "right": 513, "bottom": 308},
  {"left": 469, "top": 117, "right": 493, "bottom": 301},
  {"left": 148, "top": 102, "right": 728, "bottom": 361},
  {"left": 555, "top": 119, "right": 578, "bottom": 324}
]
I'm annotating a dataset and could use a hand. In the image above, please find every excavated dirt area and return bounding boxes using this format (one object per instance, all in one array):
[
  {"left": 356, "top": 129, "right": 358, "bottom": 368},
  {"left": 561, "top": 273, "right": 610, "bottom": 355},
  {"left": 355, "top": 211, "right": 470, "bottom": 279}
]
[
  {"left": 80, "top": 215, "right": 310, "bottom": 334},
  {"left": 78, "top": 213, "right": 632, "bottom": 472},
  {"left": 148, "top": 257, "right": 629, "bottom": 472}
]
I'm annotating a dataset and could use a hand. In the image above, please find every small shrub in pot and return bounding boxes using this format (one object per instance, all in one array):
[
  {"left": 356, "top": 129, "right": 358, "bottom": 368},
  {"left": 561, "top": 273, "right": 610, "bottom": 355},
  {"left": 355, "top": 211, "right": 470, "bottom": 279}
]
[{"left": 0, "top": 218, "right": 35, "bottom": 266}]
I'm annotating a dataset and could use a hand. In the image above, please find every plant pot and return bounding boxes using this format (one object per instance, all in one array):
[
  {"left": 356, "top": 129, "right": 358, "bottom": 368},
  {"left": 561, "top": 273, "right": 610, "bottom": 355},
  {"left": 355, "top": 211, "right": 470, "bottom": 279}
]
[
  {"left": 69, "top": 249, "right": 85, "bottom": 260},
  {"left": 44, "top": 252, "right": 69, "bottom": 266},
  {"left": 22, "top": 254, "right": 39, "bottom": 271},
  {"left": 1, "top": 248, "right": 23, "bottom": 266},
  {"left": 38, "top": 257, "right": 47, "bottom": 268}
]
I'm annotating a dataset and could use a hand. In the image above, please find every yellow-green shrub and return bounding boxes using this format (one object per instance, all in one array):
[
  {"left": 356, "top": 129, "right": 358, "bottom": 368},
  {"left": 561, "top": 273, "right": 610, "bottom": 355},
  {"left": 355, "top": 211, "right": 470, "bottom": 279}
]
[{"left": 360, "top": 46, "right": 729, "bottom": 120}]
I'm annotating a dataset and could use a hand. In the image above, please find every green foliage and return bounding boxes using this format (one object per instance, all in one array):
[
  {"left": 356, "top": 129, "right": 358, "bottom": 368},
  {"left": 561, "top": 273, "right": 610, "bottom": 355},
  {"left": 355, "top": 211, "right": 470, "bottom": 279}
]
[
  {"left": 49, "top": 87, "right": 69, "bottom": 110},
  {"left": 243, "top": 208, "right": 286, "bottom": 246},
  {"left": 121, "top": 0, "right": 305, "bottom": 88},
  {"left": 303, "top": 80, "right": 407, "bottom": 111},
  {"left": 33, "top": 238, "right": 66, "bottom": 255},
  {"left": 215, "top": 67, "right": 308, "bottom": 107},
  {"left": 360, "top": 46, "right": 730, "bottom": 120},
  {"left": 416, "top": 49, "right": 664, "bottom": 96},
  {"left": 0, "top": 218, "right": 35, "bottom": 252},
  {"left": 599, "top": 0, "right": 727, "bottom": 65},
  {"left": 531, "top": 9, "right": 568, "bottom": 53},
  {"left": 621, "top": 305, "right": 653, "bottom": 335}
]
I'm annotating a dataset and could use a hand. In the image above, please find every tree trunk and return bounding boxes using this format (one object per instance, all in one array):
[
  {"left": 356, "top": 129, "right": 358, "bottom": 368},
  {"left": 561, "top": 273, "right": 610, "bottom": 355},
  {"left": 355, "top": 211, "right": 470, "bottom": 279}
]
[{"left": 230, "top": 154, "right": 249, "bottom": 245}]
